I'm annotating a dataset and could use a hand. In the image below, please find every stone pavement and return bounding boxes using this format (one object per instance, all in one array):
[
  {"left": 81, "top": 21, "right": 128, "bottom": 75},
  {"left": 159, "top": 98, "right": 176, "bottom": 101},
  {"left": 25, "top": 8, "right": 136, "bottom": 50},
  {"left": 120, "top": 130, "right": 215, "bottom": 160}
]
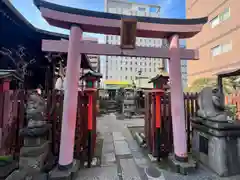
[
  {"left": 76, "top": 114, "right": 149, "bottom": 180},
  {"left": 76, "top": 114, "right": 240, "bottom": 180}
]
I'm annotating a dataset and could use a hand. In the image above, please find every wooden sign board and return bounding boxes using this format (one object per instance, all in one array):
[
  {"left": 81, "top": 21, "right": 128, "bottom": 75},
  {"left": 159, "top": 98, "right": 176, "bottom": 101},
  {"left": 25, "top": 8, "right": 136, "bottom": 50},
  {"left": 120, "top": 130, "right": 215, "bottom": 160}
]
[{"left": 120, "top": 18, "right": 137, "bottom": 49}]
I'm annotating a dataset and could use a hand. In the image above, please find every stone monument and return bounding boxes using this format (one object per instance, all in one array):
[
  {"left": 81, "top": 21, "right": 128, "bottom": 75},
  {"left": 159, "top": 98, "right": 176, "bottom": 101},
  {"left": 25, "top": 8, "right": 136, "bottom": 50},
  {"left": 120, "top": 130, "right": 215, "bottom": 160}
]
[
  {"left": 6, "top": 90, "right": 54, "bottom": 180},
  {"left": 192, "top": 87, "right": 240, "bottom": 177}
]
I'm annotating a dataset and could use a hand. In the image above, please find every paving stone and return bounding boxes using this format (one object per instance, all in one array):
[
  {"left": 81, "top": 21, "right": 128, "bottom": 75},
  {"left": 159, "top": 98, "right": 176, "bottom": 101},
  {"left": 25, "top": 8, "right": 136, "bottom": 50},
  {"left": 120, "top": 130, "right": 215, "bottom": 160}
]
[
  {"left": 128, "top": 140, "right": 140, "bottom": 151},
  {"left": 102, "top": 143, "right": 114, "bottom": 154},
  {"left": 76, "top": 165, "right": 119, "bottom": 180},
  {"left": 119, "top": 159, "right": 141, "bottom": 180},
  {"left": 102, "top": 152, "right": 116, "bottom": 166},
  {"left": 113, "top": 132, "right": 125, "bottom": 141},
  {"left": 103, "top": 133, "right": 113, "bottom": 144},
  {"left": 134, "top": 158, "right": 149, "bottom": 168},
  {"left": 114, "top": 141, "right": 131, "bottom": 157}
]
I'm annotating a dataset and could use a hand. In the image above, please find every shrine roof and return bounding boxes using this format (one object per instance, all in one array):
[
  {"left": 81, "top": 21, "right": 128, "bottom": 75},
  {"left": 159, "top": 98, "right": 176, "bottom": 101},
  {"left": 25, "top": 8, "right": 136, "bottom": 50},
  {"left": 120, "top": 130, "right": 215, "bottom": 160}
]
[
  {"left": 80, "top": 71, "right": 102, "bottom": 80},
  {"left": 1, "top": 0, "right": 94, "bottom": 70},
  {"left": 34, "top": 0, "right": 208, "bottom": 38},
  {"left": 216, "top": 68, "right": 240, "bottom": 78},
  {"left": 0, "top": 70, "right": 23, "bottom": 82},
  {"left": 1, "top": 0, "right": 68, "bottom": 41},
  {"left": 148, "top": 74, "right": 169, "bottom": 83}
]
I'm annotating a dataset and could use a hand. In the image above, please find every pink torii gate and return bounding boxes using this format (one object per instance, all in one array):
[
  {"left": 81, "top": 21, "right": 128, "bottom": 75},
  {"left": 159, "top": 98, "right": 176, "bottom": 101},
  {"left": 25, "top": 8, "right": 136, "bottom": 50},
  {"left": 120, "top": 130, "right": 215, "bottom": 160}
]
[{"left": 34, "top": 0, "right": 207, "bottom": 171}]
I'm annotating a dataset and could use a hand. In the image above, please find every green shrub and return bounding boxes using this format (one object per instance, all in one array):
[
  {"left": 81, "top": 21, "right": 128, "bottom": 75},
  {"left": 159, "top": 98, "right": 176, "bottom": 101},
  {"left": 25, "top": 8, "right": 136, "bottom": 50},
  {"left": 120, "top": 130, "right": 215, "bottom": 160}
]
[{"left": 226, "top": 104, "right": 237, "bottom": 120}]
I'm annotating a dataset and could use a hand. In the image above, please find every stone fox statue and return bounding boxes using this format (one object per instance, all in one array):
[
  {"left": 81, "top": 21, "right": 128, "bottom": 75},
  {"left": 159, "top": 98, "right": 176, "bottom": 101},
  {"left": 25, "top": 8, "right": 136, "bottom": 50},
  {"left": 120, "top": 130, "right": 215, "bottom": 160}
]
[
  {"left": 197, "top": 87, "right": 227, "bottom": 121},
  {"left": 26, "top": 90, "right": 46, "bottom": 128}
]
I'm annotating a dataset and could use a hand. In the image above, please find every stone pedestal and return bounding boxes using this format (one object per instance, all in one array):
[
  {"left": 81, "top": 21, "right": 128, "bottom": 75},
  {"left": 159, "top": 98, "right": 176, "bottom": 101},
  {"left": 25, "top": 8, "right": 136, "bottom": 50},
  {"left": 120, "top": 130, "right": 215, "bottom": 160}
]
[
  {"left": 6, "top": 124, "right": 54, "bottom": 180},
  {"left": 192, "top": 117, "right": 240, "bottom": 177},
  {"left": 168, "top": 154, "right": 197, "bottom": 175},
  {"left": 48, "top": 160, "right": 80, "bottom": 180},
  {"left": 0, "top": 158, "right": 18, "bottom": 180}
]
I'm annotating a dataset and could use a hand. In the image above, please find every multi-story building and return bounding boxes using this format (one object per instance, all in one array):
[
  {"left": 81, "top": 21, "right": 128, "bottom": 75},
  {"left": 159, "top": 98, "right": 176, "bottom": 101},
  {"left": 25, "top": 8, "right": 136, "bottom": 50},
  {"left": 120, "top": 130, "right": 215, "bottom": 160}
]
[
  {"left": 103, "top": 0, "right": 164, "bottom": 88},
  {"left": 83, "top": 37, "right": 100, "bottom": 73},
  {"left": 186, "top": 0, "right": 240, "bottom": 85},
  {"left": 88, "top": 55, "right": 100, "bottom": 72},
  {"left": 163, "top": 39, "right": 188, "bottom": 89}
]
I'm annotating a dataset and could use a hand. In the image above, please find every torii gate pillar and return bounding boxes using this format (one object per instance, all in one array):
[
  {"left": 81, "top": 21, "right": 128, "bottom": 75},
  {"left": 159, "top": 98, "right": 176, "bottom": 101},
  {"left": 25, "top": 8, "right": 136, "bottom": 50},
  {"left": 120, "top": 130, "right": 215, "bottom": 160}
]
[
  {"left": 58, "top": 25, "right": 82, "bottom": 169},
  {"left": 168, "top": 34, "right": 188, "bottom": 162}
]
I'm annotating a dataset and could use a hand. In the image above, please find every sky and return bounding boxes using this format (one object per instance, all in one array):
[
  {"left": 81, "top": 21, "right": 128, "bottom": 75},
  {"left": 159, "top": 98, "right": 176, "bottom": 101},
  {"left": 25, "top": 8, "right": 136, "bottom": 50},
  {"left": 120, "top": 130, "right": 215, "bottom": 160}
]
[{"left": 11, "top": 0, "right": 186, "bottom": 42}]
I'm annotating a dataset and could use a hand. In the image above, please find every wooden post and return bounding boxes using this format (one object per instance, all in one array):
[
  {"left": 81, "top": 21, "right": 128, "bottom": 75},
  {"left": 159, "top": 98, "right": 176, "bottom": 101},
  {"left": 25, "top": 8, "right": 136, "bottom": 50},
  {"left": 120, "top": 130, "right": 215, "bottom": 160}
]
[
  {"left": 155, "top": 92, "right": 161, "bottom": 161},
  {"left": 87, "top": 93, "right": 93, "bottom": 168}
]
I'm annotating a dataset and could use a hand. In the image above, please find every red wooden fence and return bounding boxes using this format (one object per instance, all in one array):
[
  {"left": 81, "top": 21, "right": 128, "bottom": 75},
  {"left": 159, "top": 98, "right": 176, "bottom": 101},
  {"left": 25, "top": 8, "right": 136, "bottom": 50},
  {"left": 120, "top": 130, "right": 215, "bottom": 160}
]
[
  {"left": 46, "top": 90, "right": 97, "bottom": 161},
  {"left": 0, "top": 90, "right": 25, "bottom": 159},
  {"left": 144, "top": 92, "right": 199, "bottom": 158}
]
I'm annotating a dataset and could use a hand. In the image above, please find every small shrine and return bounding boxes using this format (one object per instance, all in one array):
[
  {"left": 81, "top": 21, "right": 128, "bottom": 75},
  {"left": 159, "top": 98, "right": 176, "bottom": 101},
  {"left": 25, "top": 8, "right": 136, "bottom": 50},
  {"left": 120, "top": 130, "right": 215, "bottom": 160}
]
[
  {"left": 80, "top": 71, "right": 102, "bottom": 88},
  {"left": 0, "top": 70, "right": 23, "bottom": 91},
  {"left": 148, "top": 67, "right": 169, "bottom": 90}
]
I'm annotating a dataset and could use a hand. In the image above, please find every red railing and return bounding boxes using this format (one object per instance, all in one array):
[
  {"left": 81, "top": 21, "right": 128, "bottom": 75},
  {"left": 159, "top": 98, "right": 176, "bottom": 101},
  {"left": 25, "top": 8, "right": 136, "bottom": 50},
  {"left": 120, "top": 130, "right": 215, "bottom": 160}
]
[
  {"left": 144, "top": 92, "right": 199, "bottom": 158},
  {"left": 0, "top": 90, "right": 25, "bottom": 159},
  {"left": 46, "top": 90, "right": 97, "bottom": 161}
]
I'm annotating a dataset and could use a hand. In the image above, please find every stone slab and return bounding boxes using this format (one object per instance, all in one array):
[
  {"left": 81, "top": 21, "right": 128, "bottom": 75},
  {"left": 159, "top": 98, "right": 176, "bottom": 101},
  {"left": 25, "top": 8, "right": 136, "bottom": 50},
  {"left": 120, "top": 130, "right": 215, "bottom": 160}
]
[
  {"left": 168, "top": 155, "right": 197, "bottom": 175},
  {"left": 119, "top": 159, "right": 141, "bottom": 180},
  {"left": 0, "top": 161, "right": 18, "bottom": 180},
  {"left": 20, "top": 141, "right": 50, "bottom": 157},
  {"left": 113, "top": 132, "right": 125, "bottom": 141},
  {"left": 19, "top": 151, "right": 48, "bottom": 170},
  {"left": 102, "top": 143, "right": 114, "bottom": 154},
  {"left": 49, "top": 160, "right": 80, "bottom": 180},
  {"left": 5, "top": 170, "right": 48, "bottom": 180},
  {"left": 76, "top": 165, "right": 119, "bottom": 180},
  {"left": 5, "top": 170, "right": 28, "bottom": 180},
  {"left": 114, "top": 140, "right": 131, "bottom": 157},
  {"left": 134, "top": 158, "right": 149, "bottom": 168},
  {"left": 102, "top": 152, "right": 116, "bottom": 166},
  {"left": 24, "top": 137, "right": 47, "bottom": 147}
]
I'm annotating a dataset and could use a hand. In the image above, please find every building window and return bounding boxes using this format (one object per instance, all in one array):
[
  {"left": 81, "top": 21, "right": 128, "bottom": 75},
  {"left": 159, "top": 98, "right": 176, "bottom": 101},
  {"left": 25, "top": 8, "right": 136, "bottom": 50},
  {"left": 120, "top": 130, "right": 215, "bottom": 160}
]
[
  {"left": 211, "top": 45, "right": 221, "bottom": 56},
  {"left": 210, "top": 8, "right": 230, "bottom": 28},
  {"left": 130, "top": 67, "right": 132, "bottom": 71},
  {"left": 125, "top": 76, "right": 127, "bottom": 80},
  {"left": 149, "top": 6, "right": 158, "bottom": 13},
  {"left": 220, "top": 8, "right": 230, "bottom": 21},
  {"left": 211, "top": 41, "right": 232, "bottom": 57},
  {"left": 138, "top": 7, "right": 146, "bottom": 11}
]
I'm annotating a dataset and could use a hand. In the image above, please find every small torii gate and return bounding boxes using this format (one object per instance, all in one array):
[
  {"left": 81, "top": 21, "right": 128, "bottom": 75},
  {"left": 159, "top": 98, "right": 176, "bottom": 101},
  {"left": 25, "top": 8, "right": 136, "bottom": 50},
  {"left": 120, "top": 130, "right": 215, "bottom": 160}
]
[{"left": 34, "top": 0, "right": 207, "bottom": 173}]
